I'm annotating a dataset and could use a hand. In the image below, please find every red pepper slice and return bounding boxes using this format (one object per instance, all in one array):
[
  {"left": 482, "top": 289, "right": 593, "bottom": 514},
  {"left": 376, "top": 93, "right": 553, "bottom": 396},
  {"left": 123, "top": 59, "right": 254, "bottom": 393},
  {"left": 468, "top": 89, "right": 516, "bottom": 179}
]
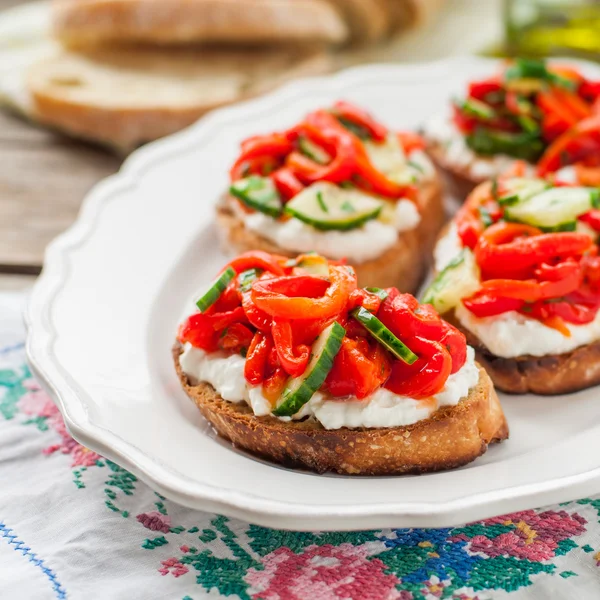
[
  {"left": 271, "top": 318, "right": 310, "bottom": 377},
  {"left": 331, "top": 100, "right": 388, "bottom": 142},
  {"left": 178, "top": 307, "right": 248, "bottom": 352},
  {"left": 271, "top": 168, "right": 304, "bottom": 200},
  {"left": 397, "top": 131, "right": 426, "bottom": 153},
  {"left": 347, "top": 288, "right": 383, "bottom": 313},
  {"left": 378, "top": 293, "right": 446, "bottom": 342},
  {"left": 241, "top": 291, "right": 272, "bottom": 332},
  {"left": 219, "top": 323, "right": 254, "bottom": 354},
  {"left": 226, "top": 251, "right": 287, "bottom": 275},
  {"left": 439, "top": 324, "right": 467, "bottom": 374},
  {"left": 538, "top": 115, "right": 600, "bottom": 175},
  {"left": 384, "top": 337, "right": 452, "bottom": 399},
  {"left": 252, "top": 266, "right": 356, "bottom": 319},
  {"left": 244, "top": 331, "right": 273, "bottom": 385},
  {"left": 474, "top": 222, "right": 592, "bottom": 279},
  {"left": 462, "top": 293, "right": 525, "bottom": 318},
  {"left": 325, "top": 337, "right": 391, "bottom": 399},
  {"left": 468, "top": 77, "right": 503, "bottom": 101},
  {"left": 263, "top": 367, "right": 289, "bottom": 403}
]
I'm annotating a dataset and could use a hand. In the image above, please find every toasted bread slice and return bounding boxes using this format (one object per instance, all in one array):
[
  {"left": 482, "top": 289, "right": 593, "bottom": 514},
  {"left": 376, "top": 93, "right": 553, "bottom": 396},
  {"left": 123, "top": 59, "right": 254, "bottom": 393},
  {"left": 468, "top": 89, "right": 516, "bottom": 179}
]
[
  {"left": 323, "top": 0, "right": 390, "bottom": 42},
  {"left": 445, "top": 312, "right": 600, "bottom": 395},
  {"left": 52, "top": 0, "right": 349, "bottom": 46},
  {"left": 174, "top": 345, "right": 508, "bottom": 475},
  {"left": 216, "top": 178, "right": 445, "bottom": 291},
  {"left": 26, "top": 45, "right": 330, "bottom": 149}
]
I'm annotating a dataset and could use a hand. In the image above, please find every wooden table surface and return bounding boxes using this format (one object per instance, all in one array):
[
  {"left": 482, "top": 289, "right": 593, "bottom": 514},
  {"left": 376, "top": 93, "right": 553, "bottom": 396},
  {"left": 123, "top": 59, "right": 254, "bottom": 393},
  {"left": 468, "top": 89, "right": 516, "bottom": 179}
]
[{"left": 0, "top": 0, "right": 499, "bottom": 291}]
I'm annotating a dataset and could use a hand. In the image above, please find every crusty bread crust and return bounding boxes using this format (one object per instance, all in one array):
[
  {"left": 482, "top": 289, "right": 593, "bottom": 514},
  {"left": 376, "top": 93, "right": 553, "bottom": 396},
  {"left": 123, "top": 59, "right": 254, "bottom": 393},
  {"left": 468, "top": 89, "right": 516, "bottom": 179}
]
[
  {"left": 27, "top": 46, "right": 331, "bottom": 150},
  {"left": 444, "top": 311, "right": 600, "bottom": 395},
  {"left": 52, "top": 0, "right": 349, "bottom": 46},
  {"left": 216, "top": 177, "right": 445, "bottom": 291},
  {"left": 174, "top": 344, "right": 508, "bottom": 475}
]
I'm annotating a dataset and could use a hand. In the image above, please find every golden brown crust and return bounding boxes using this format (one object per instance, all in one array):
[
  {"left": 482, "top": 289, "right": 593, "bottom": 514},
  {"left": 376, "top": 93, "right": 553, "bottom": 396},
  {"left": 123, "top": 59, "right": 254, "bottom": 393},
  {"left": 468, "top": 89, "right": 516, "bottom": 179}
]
[
  {"left": 27, "top": 47, "right": 331, "bottom": 150},
  {"left": 173, "top": 344, "right": 508, "bottom": 475},
  {"left": 444, "top": 311, "right": 600, "bottom": 395},
  {"left": 216, "top": 177, "right": 446, "bottom": 291}
]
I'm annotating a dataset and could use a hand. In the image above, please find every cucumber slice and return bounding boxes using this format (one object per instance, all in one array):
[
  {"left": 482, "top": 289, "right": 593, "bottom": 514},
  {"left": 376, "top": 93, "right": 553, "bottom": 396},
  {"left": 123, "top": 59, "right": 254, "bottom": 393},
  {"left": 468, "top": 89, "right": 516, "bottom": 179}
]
[
  {"left": 230, "top": 176, "right": 283, "bottom": 218},
  {"left": 421, "top": 249, "right": 481, "bottom": 315},
  {"left": 496, "top": 178, "right": 550, "bottom": 206},
  {"left": 459, "top": 98, "right": 496, "bottom": 120},
  {"left": 364, "top": 133, "right": 417, "bottom": 186},
  {"left": 238, "top": 268, "right": 261, "bottom": 293},
  {"left": 351, "top": 307, "right": 418, "bottom": 364},
  {"left": 365, "top": 287, "right": 389, "bottom": 302},
  {"left": 505, "top": 187, "right": 600, "bottom": 229},
  {"left": 272, "top": 321, "right": 345, "bottom": 417},
  {"left": 285, "top": 182, "right": 384, "bottom": 231},
  {"left": 298, "top": 137, "right": 331, "bottom": 165},
  {"left": 196, "top": 266, "right": 236, "bottom": 312}
]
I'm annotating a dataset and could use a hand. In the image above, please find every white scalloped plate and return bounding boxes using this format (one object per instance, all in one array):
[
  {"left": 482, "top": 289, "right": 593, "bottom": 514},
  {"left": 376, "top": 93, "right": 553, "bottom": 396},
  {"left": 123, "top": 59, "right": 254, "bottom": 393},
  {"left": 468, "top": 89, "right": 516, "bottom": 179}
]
[{"left": 26, "top": 56, "right": 600, "bottom": 531}]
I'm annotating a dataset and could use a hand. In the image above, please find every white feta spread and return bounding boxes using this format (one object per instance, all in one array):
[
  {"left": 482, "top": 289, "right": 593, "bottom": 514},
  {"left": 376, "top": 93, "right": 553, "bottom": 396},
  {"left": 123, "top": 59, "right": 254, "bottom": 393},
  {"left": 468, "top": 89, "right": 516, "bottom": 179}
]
[
  {"left": 455, "top": 304, "right": 600, "bottom": 358},
  {"left": 179, "top": 344, "right": 480, "bottom": 430},
  {"left": 423, "top": 112, "right": 535, "bottom": 181},
  {"left": 240, "top": 199, "right": 420, "bottom": 262}
]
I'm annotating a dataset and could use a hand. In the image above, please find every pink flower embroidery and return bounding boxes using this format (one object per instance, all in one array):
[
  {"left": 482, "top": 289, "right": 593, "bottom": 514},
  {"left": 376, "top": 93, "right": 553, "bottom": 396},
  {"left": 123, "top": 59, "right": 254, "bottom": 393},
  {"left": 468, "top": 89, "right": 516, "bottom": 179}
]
[
  {"left": 245, "top": 543, "right": 402, "bottom": 600},
  {"left": 452, "top": 509, "right": 586, "bottom": 561},
  {"left": 137, "top": 511, "right": 172, "bottom": 533},
  {"left": 159, "top": 557, "right": 189, "bottom": 578},
  {"left": 19, "top": 379, "right": 102, "bottom": 467},
  {"left": 19, "top": 379, "right": 58, "bottom": 418}
]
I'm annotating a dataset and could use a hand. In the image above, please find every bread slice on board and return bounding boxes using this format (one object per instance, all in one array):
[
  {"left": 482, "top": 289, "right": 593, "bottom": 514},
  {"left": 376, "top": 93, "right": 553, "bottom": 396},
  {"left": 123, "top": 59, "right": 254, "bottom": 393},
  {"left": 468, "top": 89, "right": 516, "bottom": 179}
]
[
  {"left": 216, "top": 177, "right": 445, "bottom": 291},
  {"left": 52, "top": 0, "right": 349, "bottom": 46},
  {"left": 323, "top": 0, "right": 390, "bottom": 42},
  {"left": 26, "top": 45, "right": 331, "bottom": 149},
  {"left": 174, "top": 345, "right": 508, "bottom": 475}
]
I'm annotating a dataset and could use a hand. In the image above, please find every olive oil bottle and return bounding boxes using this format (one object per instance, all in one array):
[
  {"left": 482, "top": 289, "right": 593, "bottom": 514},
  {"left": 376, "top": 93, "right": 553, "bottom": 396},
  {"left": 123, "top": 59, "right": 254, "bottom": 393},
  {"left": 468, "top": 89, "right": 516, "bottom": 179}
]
[{"left": 505, "top": 0, "right": 600, "bottom": 59}]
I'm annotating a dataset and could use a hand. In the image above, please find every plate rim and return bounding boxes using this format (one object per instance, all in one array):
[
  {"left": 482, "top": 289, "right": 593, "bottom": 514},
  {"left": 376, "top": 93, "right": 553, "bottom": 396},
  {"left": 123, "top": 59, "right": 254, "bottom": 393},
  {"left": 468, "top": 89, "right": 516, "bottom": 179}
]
[{"left": 25, "top": 55, "right": 600, "bottom": 531}]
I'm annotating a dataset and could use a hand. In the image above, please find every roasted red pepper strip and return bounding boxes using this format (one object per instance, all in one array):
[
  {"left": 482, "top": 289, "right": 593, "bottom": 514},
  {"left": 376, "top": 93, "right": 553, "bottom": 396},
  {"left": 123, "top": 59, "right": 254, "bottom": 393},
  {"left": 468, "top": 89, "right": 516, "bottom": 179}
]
[
  {"left": 226, "top": 251, "right": 287, "bottom": 275},
  {"left": 270, "top": 167, "right": 304, "bottom": 200},
  {"left": 263, "top": 367, "right": 289, "bottom": 403},
  {"left": 178, "top": 307, "right": 248, "bottom": 352},
  {"left": 325, "top": 337, "right": 391, "bottom": 399},
  {"left": 538, "top": 115, "right": 600, "bottom": 174},
  {"left": 271, "top": 318, "right": 310, "bottom": 377},
  {"left": 384, "top": 337, "right": 452, "bottom": 399},
  {"left": 252, "top": 266, "right": 356, "bottom": 319},
  {"left": 219, "top": 323, "right": 254, "bottom": 354},
  {"left": 244, "top": 331, "right": 273, "bottom": 385},
  {"left": 462, "top": 293, "right": 525, "bottom": 318},
  {"left": 331, "top": 100, "right": 388, "bottom": 142},
  {"left": 474, "top": 222, "right": 592, "bottom": 279}
]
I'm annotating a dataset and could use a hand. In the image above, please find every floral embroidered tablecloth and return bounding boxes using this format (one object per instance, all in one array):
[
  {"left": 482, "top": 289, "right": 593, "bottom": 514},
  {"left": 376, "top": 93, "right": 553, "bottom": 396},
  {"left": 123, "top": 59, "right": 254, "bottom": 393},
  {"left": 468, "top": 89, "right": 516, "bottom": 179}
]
[{"left": 2, "top": 292, "right": 600, "bottom": 600}]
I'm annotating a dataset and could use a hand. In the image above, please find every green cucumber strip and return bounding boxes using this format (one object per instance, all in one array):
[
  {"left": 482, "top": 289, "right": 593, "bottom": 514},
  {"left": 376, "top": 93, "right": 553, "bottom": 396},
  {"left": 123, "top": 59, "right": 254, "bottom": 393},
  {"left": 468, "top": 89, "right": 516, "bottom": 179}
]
[
  {"left": 284, "top": 182, "right": 383, "bottom": 231},
  {"left": 196, "top": 267, "right": 236, "bottom": 312},
  {"left": 459, "top": 98, "right": 496, "bottom": 120},
  {"left": 497, "top": 178, "right": 550, "bottom": 206},
  {"left": 365, "top": 287, "right": 389, "bottom": 302},
  {"left": 230, "top": 176, "right": 283, "bottom": 218},
  {"left": 505, "top": 187, "right": 600, "bottom": 228},
  {"left": 299, "top": 137, "right": 331, "bottom": 165},
  {"left": 238, "top": 268, "right": 262, "bottom": 293},
  {"left": 272, "top": 321, "right": 346, "bottom": 417},
  {"left": 421, "top": 249, "right": 481, "bottom": 315},
  {"left": 351, "top": 307, "right": 418, "bottom": 365},
  {"left": 504, "top": 58, "right": 576, "bottom": 90}
]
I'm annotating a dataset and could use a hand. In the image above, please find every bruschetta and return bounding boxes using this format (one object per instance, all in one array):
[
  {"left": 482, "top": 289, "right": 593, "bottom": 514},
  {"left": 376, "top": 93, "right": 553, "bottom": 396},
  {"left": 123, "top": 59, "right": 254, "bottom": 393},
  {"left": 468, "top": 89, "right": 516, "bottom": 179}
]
[
  {"left": 423, "top": 58, "right": 600, "bottom": 197},
  {"left": 424, "top": 175, "right": 600, "bottom": 394},
  {"left": 174, "top": 250, "right": 508, "bottom": 475},
  {"left": 217, "top": 101, "right": 445, "bottom": 291}
]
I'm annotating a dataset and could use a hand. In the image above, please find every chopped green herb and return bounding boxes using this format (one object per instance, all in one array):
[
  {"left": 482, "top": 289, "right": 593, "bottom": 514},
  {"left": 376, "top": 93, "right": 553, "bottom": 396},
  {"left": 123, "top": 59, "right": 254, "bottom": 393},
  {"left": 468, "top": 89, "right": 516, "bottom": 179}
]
[
  {"left": 336, "top": 117, "right": 371, "bottom": 140},
  {"left": 491, "top": 179, "right": 499, "bottom": 200},
  {"left": 341, "top": 200, "right": 355, "bottom": 213},
  {"left": 238, "top": 268, "right": 262, "bottom": 293},
  {"left": 316, "top": 191, "right": 328, "bottom": 213},
  {"left": 407, "top": 159, "right": 424, "bottom": 173},
  {"left": 478, "top": 206, "right": 494, "bottom": 227},
  {"left": 365, "top": 287, "right": 389, "bottom": 301}
]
